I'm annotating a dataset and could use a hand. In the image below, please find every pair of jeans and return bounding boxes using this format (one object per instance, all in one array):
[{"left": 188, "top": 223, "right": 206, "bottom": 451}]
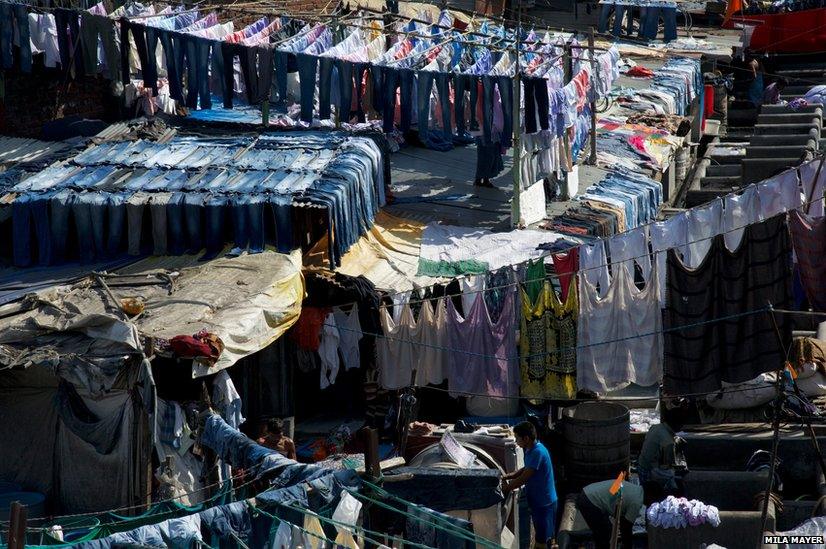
[
  {"left": 382, "top": 67, "right": 414, "bottom": 133},
  {"left": 318, "top": 57, "right": 336, "bottom": 120},
  {"left": 80, "top": 12, "right": 120, "bottom": 80},
  {"left": 72, "top": 193, "right": 107, "bottom": 262},
  {"left": 273, "top": 50, "right": 289, "bottom": 106},
  {"left": 55, "top": 8, "right": 84, "bottom": 76},
  {"left": 13, "top": 193, "right": 52, "bottom": 267},
  {"left": 643, "top": 6, "right": 678, "bottom": 42},
  {"left": 106, "top": 192, "right": 128, "bottom": 257},
  {"left": 524, "top": 77, "right": 550, "bottom": 134},
  {"left": 268, "top": 195, "right": 293, "bottom": 254},
  {"left": 145, "top": 27, "right": 182, "bottom": 99},
  {"left": 453, "top": 74, "right": 476, "bottom": 142},
  {"left": 244, "top": 45, "right": 274, "bottom": 106},
  {"left": 336, "top": 58, "right": 354, "bottom": 123},
  {"left": 296, "top": 52, "right": 318, "bottom": 122},
  {"left": 417, "top": 71, "right": 453, "bottom": 151},
  {"left": 229, "top": 195, "right": 265, "bottom": 256},
  {"left": 1, "top": 3, "right": 31, "bottom": 72},
  {"left": 353, "top": 62, "right": 369, "bottom": 122},
  {"left": 177, "top": 34, "right": 212, "bottom": 109},
  {"left": 370, "top": 65, "right": 385, "bottom": 115}
]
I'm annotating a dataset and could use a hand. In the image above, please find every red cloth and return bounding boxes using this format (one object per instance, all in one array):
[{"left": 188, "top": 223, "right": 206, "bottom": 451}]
[
  {"left": 291, "top": 307, "right": 331, "bottom": 351},
  {"left": 552, "top": 247, "right": 580, "bottom": 302},
  {"left": 170, "top": 336, "right": 216, "bottom": 359},
  {"left": 626, "top": 66, "right": 654, "bottom": 78}
]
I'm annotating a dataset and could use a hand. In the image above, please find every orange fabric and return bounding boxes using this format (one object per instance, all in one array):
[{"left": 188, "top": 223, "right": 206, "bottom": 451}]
[{"left": 723, "top": 0, "right": 742, "bottom": 24}]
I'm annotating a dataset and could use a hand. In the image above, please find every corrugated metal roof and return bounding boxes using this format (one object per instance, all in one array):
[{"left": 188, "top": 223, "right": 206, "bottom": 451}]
[{"left": 0, "top": 137, "right": 72, "bottom": 167}]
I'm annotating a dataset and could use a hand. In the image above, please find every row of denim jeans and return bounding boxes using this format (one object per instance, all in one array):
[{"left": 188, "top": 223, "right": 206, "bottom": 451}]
[
  {"left": 597, "top": 3, "right": 678, "bottom": 42},
  {"left": 11, "top": 133, "right": 385, "bottom": 268}
]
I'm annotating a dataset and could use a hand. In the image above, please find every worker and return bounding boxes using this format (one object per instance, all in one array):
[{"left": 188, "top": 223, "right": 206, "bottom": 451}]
[
  {"left": 636, "top": 408, "right": 686, "bottom": 494},
  {"left": 257, "top": 418, "right": 297, "bottom": 460},
  {"left": 576, "top": 478, "right": 662, "bottom": 549},
  {"left": 763, "top": 77, "right": 788, "bottom": 105},
  {"left": 501, "top": 421, "right": 558, "bottom": 548}
]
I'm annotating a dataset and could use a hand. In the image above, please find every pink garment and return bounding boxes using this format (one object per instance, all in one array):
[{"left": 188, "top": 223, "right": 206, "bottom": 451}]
[
  {"left": 224, "top": 17, "right": 268, "bottom": 44},
  {"left": 572, "top": 68, "right": 590, "bottom": 110},
  {"left": 87, "top": 2, "right": 107, "bottom": 15}
]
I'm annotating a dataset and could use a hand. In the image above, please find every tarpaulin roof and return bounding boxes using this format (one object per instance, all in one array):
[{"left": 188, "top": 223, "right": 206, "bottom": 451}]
[{"left": 0, "top": 249, "right": 304, "bottom": 382}]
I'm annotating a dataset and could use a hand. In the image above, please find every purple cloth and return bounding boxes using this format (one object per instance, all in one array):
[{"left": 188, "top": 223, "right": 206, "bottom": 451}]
[{"left": 446, "top": 290, "right": 519, "bottom": 398}]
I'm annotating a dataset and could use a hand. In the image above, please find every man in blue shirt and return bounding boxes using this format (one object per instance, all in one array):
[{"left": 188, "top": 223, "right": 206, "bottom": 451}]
[{"left": 502, "top": 421, "right": 558, "bottom": 547}]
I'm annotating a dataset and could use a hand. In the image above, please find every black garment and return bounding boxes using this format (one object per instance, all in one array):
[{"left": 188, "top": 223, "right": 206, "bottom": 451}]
[
  {"left": 524, "top": 76, "right": 551, "bottom": 134},
  {"left": 474, "top": 139, "right": 504, "bottom": 180},
  {"left": 663, "top": 214, "right": 793, "bottom": 395},
  {"left": 120, "top": 19, "right": 150, "bottom": 89},
  {"left": 576, "top": 492, "right": 633, "bottom": 549},
  {"left": 222, "top": 42, "right": 273, "bottom": 108}
]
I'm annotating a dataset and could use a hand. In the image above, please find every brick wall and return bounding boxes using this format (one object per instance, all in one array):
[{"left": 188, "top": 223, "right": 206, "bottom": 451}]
[{"left": 0, "top": 64, "right": 118, "bottom": 139}]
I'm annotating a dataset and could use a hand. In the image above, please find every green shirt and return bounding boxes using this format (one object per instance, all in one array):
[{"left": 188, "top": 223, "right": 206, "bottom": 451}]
[
  {"left": 637, "top": 423, "right": 675, "bottom": 474},
  {"left": 583, "top": 480, "right": 644, "bottom": 523}
]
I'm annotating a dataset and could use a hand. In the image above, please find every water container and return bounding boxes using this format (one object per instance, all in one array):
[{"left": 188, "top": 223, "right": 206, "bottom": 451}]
[
  {"left": 0, "top": 492, "right": 46, "bottom": 521},
  {"left": 562, "top": 402, "right": 630, "bottom": 489},
  {"left": 0, "top": 481, "right": 22, "bottom": 495}
]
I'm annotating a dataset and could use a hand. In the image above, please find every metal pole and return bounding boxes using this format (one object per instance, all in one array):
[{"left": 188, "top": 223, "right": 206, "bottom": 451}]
[
  {"left": 511, "top": 0, "right": 523, "bottom": 228},
  {"left": 588, "top": 28, "right": 598, "bottom": 166}
]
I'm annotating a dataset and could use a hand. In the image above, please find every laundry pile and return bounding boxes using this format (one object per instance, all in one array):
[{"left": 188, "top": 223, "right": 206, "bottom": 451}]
[{"left": 646, "top": 496, "right": 721, "bottom": 529}]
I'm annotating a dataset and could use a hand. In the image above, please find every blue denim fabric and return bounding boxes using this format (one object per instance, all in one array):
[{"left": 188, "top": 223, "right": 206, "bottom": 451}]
[
  {"left": 268, "top": 195, "right": 293, "bottom": 253},
  {"left": 1, "top": 3, "right": 32, "bottom": 72},
  {"left": 318, "top": 57, "right": 335, "bottom": 120},
  {"left": 353, "top": 62, "right": 369, "bottom": 122},
  {"left": 371, "top": 65, "right": 385, "bottom": 114},
  {"left": 273, "top": 50, "right": 289, "bottom": 107},
  {"left": 643, "top": 6, "right": 678, "bottom": 41},
  {"left": 13, "top": 194, "right": 52, "bottom": 267},
  {"left": 336, "top": 58, "right": 354, "bottom": 123},
  {"left": 184, "top": 193, "right": 205, "bottom": 253},
  {"left": 147, "top": 27, "right": 183, "bottom": 102},
  {"left": 382, "top": 67, "right": 414, "bottom": 133},
  {"left": 296, "top": 53, "right": 318, "bottom": 122},
  {"left": 55, "top": 8, "right": 84, "bottom": 75},
  {"left": 166, "top": 192, "right": 187, "bottom": 255},
  {"left": 200, "top": 194, "right": 227, "bottom": 260},
  {"left": 524, "top": 77, "right": 550, "bottom": 134},
  {"left": 105, "top": 193, "right": 127, "bottom": 257}
]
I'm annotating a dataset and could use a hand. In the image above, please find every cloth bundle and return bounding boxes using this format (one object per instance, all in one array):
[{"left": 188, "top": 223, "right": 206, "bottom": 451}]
[{"left": 646, "top": 496, "right": 721, "bottom": 529}]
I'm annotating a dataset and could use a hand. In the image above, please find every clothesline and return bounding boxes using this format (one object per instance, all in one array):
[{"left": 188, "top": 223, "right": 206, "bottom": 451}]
[{"left": 324, "top": 303, "right": 772, "bottom": 362}]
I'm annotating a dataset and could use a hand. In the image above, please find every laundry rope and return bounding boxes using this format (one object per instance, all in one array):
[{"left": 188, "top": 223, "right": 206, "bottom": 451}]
[
  {"left": 344, "top": 488, "right": 502, "bottom": 549},
  {"left": 325, "top": 304, "right": 773, "bottom": 362},
  {"left": 260, "top": 501, "right": 439, "bottom": 549}
]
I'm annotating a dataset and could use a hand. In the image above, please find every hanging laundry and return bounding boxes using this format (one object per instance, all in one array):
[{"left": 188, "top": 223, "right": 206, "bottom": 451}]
[
  {"left": 378, "top": 303, "right": 419, "bottom": 390},
  {"left": 577, "top": 254, "right": 662, "bottom": 394},
  {"left": 212, "top": 371, "right": 244, "bottom": 429},
  {"left": 798, "top": 158, "right": 826, "bottom": 218},
  {"left": 684, "top": 198, "right": 723, "bottom": 268},
  {"left": 446, "top": 291, "right": 519, "bottom": 398},
  {"left": 319, "top": 312, "right": 341, "bottom": 389},
  {"left": 608, "top": 226, "right": 652, "bottom": 282},
  {"left": 757, "top": 168, "right": 803, "bottom": 219},
  {"left": 649, "top": 213, "right": 689, "bottom": 306},
  {"left": 789, "top": 210, "right": 826, "bottom": 313},
  {"left": 551, "top": 247, "right": 578, "bottom": 302},
  {"left": 333, "top": 305, "right": 363, "bottom": 371},
  {"left": 291, "top": 307, "right": 331, "bottom": 352},
  {"left": 664, "top": 215, "right": 793, "bottom": 395},
  {"left": 415, "top": 298, "right": 450, "bottom": 386},
  {"left": 722, "top": 184, "right": 762, "bottom": 252},
  {"left": 519, "top": 278, "right": 578, "bottom": 400}
]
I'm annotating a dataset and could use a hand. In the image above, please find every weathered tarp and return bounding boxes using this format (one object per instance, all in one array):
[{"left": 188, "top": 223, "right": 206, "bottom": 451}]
[
  {"left": 0, "top": 249, "right": 304, "bottom": 379},
  {"left": 0, "top": 366, "right": 149, "bottom": 513}
]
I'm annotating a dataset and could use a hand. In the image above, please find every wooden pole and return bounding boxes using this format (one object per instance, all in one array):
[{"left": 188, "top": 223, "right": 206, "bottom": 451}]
[
  {"left": 588, "top": 28, "right": 598, "bottom": 166},
  {"left": 362, "top": 427, "right": 381, "bottom": 480},
  {"left": 760, "top": 306, "right": 785, "bottom": 542},
  {"left": 8, "top": 501, "right": 27, "bottom": 549}
]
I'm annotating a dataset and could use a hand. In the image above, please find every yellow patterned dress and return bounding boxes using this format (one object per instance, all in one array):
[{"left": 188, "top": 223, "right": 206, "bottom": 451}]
[{"left": 519, "top": 277, "right": 578, "bottom": 400}]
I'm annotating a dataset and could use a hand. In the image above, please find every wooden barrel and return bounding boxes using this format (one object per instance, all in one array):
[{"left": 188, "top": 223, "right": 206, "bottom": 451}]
[{"left": 562, "top": 402, "right": 630, "bottom": 489}]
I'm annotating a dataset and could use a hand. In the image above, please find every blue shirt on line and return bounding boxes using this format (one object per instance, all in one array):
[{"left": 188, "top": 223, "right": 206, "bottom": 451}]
[{"left": 523, "top": 441, "right": 558, "bottom": 508}]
